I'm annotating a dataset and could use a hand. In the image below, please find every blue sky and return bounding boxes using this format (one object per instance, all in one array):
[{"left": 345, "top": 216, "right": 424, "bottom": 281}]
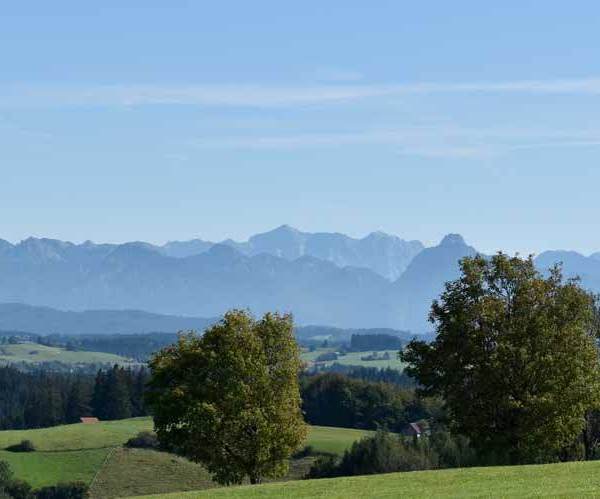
[{"left": 2, "top": 1, "right": 600, "bottom": 254}]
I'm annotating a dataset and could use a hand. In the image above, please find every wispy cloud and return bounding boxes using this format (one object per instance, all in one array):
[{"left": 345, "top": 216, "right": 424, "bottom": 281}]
[
  {"left": 190, "top": 126, "right": 600, "bottom": 159},
  {"left": 3, "top": 77, "right": 600, "bottom": 109}
]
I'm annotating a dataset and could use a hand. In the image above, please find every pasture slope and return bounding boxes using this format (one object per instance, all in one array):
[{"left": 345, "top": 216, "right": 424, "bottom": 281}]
[
  {"left": 0, "top": 341, "right": 136, "bottom": 366},
  {"left": 0, "top": 417, "right": 371, "bottom": 497},
  {"left": 301, "top": 348, "right": 405, "bottom": 370},
  {"left": 132, "top": 460, "right": 600, "bottom": 498}
]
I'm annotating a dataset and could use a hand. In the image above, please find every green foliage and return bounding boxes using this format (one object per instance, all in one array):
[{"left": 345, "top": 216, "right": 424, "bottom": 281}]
[
  {"left": 5, "top": 441, "right": 35, "bottom": 453},
  {"left": 350, "top": 334, "right": 402, "bottom": 352},
  {"left": 401, "top": 253, "right": 600, "bottom": 464},
  {"left": 301, "top": 373, "right": 426, "bottom": 431},
  {"left": 4, "top": 479, "right": 32, "bottom": 499},
  {"left": 306, "top": 431, "right": 436, "bottom": 478},
  {"left": 429, "top": 429, "right": 477, "bottom": 468},
  {"left": 92, "top": 366, "right": 134, "bottom": 421},
  {"left": 0, "top": 462, "right": 13, "bottom": 485},
  {"left": 0, "top": 365, "right": 149, "bottom": 432},
  {"left": 34, "top": 482, "right": 89, "bottom": 499},
  {"left": 147, "top": 310, "right": 307, "bottom": 485},
  {"left": 0, "top": 461, "right": 32, "bottom": 499},
  {"left": 125, "top": 432, "right": 159, "bottom": 450},
  {"left": 65, "top": 381, "right": 92, "bottom": 425}
]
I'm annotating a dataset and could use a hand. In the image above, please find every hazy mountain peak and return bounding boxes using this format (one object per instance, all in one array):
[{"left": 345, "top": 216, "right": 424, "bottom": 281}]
[
  {"left": 206, "top": 242, "right": 243, "bottom": 261},
  {"left": 365, "top": 230, "right": 392, "bottom": 240},
  {"left": 161, "top": 238, "right": 213, "bottom": 258},
  {"left": 439, "top": 233, "right": 467, "bottom": 247},
  {"left": 248, "top": 225, "right": 305, "bottom": 243},
  {"left": 273, "top": 224, "right": 300, "bottom": 233}
]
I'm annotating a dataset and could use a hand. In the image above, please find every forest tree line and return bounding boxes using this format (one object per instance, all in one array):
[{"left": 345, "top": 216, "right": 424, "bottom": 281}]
[
  {"left": 0, "top": 361, "right": 432, "bottom": 434},
  {"left": 0, "top": 365, "right": 149, "bottom": 430}
]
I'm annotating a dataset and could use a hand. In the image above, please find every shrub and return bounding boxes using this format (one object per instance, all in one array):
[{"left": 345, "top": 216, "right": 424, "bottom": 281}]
[
  {"left": 125, "top": 431, "right": 159, "bottom": 449},
  {"left": 5, "top": 441, "right": 35, "bottom": 453},
  {"left": 306, "top": 431, "right": 436, "bottom": 479},
  {"left": 429, "top": 429, "right": 477, "bottom": 468},
  {"left": 305, "top": 455, "right": 340, "bottom": 478},
  {"left": 292, "top": 445, "right": 336, "bottom": 459},
  {"left": 5, "top": 479, "right": 33, "bottom": 499},
  {"left": 0, "top": 461, "right": 13, "bottom": 485},
  {"left": 315, "top": 352, "right": 338, "bottom": 362},
  {"left": 301, "top": 373, "right": 416, "bottom": 431},
  {"left": 34, "top": 482, "right": 89, "bottom": 499}
]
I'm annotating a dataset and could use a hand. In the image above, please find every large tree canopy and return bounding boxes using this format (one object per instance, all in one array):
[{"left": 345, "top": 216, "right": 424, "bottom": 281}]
[
  {"left": 401, "top": 254, "right": 600, "bottom": 464},
  {"left": 146, "top": 310, "right": 306, "bottom": 485}
]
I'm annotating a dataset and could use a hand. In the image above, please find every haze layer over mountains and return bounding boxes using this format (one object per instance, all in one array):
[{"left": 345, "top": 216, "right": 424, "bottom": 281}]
[{"left": 1, "top": 226, "right": 598, "bottom": 333}]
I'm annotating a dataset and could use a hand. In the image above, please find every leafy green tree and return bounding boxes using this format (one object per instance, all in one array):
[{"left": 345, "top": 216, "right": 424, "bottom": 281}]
[
  {"left": 401, "top": 254, "right": 600, "bottom": 464},
  {"left": 307, "top": 431, "right": 436, "bottom": 478},
  {"left": 147, "top": 310, "right": 307, "bottom": 485}
]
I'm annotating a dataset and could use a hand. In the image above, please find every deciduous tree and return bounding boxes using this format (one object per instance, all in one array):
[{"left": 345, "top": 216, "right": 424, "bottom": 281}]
[
  {"left": 401, "top": 254, "right": 600, "bottom": 464},
  {"left": 147, "top": 310, "right": 306, "bottom": 485}
]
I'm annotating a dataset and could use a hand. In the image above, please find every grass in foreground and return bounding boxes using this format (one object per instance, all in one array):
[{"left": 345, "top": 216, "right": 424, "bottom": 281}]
[
  {"left": 0, "top": 448, "right": 110, "bottom": 488},
  {"left": 90, "top": 448, "right": 215, "bottom": 499},
  {"left": 0, "top": 417, "right": 371, "bottom": 497},
  {"left": 131, "top": 460, "right": 600, "bottom": 499}
]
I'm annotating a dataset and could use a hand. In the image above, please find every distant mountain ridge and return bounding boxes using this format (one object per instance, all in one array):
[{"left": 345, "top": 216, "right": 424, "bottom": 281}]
[
  {"left": 0, "top": 303, "right": 216, "bottom": 336},
  {"left": 0, "top": 303, "right": 414, "bottom": 341},
  {"left": 161, "top": 225, "right": 423, "bottom": 280},
  {"left": 1, "top": 229, "right": 600, "bottom": 332},
  {"left": 1, "top": 226, "right": 422, "bottom": 281}
]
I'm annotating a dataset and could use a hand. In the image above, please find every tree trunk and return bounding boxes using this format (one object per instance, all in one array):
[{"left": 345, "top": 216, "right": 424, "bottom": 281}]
[{"left": 249, "top": 474, "right": 262, "bottom": 485}]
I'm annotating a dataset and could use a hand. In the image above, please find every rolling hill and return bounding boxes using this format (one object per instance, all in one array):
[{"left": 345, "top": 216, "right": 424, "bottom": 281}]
[
  {"left": 0, "top": 303, "right": 215, "bottom": 336},
  {"left": 1, "top": 228, "right": 599, "bottom": 332},
  {"left": 0, "top": 341, "right": 136, "bottom": 366},
  {"left": 0, "top": 417, "right": 372, "bottom": 497},
  {"left": 131, "top": 460, "right": 600, "bottom": 498}
]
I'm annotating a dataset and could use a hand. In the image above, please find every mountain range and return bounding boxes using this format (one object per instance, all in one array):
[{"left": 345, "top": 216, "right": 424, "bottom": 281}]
[
  {"left": 160, "top": 225, "right": 423, "bottom": 281},
  {"left": 0, "top": 226, "right": 599, "bottom": 333}
]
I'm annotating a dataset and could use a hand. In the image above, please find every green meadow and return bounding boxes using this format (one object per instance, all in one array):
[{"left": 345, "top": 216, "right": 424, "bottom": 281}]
[
  {"left": 132, "top": 460, "right": 600, "bottom": 499},
  {"left": 0, "top": 417, "right": 372, "bottom": 497},
  {"left": 0, "top": 342, "right": 135, "bottom": 366},
  {"left": 302, "top": 348, "right": 405, "bottom": 370}
]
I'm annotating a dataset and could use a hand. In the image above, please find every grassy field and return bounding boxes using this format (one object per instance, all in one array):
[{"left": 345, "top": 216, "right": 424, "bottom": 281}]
[
  {"left": 0, "top": 342, "right": 135, "bottom": 366},
  {"left": 0, "top": 448, "right": 110, "bottom": 488},
  {"left": 132, "top": 460, "right": 600, "bottom": 498},
  {"left": 0, "top": 417, "right": 371, "bottom": 497},
  {"left": 302, "top": 348, "right": 405, "bottom": 370},
  {"left": 0, "top": 417, "right": 151, "bottom": 451},
  {"left": 305, "top": 425, "right": 372, "bottom": 455}
]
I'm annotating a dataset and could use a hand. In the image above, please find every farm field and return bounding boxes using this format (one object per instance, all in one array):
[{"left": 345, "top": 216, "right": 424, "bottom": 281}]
[
  {"left": 132, "top": 460, "right": 600, "bottom": 499},
  {"left": 0, "top": 448, "right": 109, "bottom": 489},
  {"left": 302, "top": 348, "right": 405, "bottom": 370},
  {"left": 0, "top": 417, "right": 372, "bottom": 497},
  {"left": 0, "top": 341, "right": 136, "bottom": 366},
  {"left": 0, "top": 417, "right": 151, "bottom": 451}
]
